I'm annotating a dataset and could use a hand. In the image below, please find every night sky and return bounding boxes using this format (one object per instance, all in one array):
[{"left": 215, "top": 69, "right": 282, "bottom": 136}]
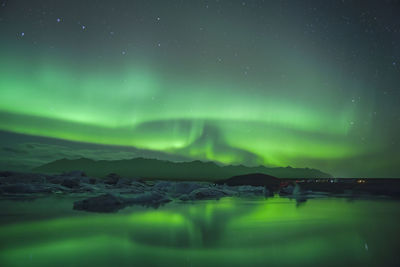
[{"left": 0, "top": 0, "right": 399, "bottom": 177}]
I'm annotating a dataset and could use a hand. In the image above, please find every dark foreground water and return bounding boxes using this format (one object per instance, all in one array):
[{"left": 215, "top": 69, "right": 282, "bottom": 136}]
[{"left": 0, "top": 196, "right": 399, "bottom": 267}]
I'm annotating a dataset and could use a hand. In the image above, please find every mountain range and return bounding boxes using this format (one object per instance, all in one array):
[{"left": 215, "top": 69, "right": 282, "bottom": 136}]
[{"left": 34, "top": 157, "right": 333, "bottom": 181}]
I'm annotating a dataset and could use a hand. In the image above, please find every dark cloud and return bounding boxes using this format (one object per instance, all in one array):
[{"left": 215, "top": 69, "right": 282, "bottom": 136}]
[
  {"left": 0, "top": 130, "right": 193, "bottom": 171},
  {"left": 1, "top": 146, "right": 28, "bottom": 154},
  {"left": 175, "top": 123, "right": 264, "bottom": 166}
]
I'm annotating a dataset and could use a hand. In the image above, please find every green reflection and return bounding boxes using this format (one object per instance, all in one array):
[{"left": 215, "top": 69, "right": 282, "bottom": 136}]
[{"left": 1, "top": 197, "right": 400, "bottom": 266}]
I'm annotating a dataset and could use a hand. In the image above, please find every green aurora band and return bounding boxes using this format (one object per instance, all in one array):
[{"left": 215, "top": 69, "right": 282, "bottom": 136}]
[{"left": 0, "top": 53, "right": 378, "bottom": 175}]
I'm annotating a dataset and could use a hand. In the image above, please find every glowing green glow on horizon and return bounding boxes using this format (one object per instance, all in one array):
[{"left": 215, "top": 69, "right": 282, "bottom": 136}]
[{"left": 0, "top": 53, "right": 377, "bottom": 175}]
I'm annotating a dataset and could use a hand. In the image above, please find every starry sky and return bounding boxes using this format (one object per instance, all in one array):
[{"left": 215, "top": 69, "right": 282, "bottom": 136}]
[{"left": 0, "top": 0, "right": 399, "bottom": 177}]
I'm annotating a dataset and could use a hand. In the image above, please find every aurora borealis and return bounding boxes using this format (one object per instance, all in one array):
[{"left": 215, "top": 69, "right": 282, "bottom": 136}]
[{"left": 0, "top": 0, "right": 399, "bottom": 177}]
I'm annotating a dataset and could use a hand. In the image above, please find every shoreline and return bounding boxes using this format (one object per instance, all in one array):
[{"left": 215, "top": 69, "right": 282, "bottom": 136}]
[{"left": 1, "top": 171, "right": 400, "bottom": 213}]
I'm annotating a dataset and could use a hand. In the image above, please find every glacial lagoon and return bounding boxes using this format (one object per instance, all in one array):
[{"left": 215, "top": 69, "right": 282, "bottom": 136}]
[{"left": 0, "top": 196, "right": 399, "bottom": 267}]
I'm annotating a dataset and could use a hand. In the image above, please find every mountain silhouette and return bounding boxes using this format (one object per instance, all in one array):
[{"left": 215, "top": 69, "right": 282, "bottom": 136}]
[
  {"left": 33, "top": 157, "right": 332, "bottom": 180},
  {"left": 217, "top": 173, "right": 281, "bottom": 187}
]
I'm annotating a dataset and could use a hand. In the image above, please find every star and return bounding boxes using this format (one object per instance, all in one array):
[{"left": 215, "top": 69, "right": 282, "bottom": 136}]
[
  {"left": 81, "top": 25, "right": 86, "bottom": 30},
  {"left": 20, "top": 32, "right": 25, "bottom": 37},
  {"left": 56, "top": 18, "right": 61, "bottom": 23}
]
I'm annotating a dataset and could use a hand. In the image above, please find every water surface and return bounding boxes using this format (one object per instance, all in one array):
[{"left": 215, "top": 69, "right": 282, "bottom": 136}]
[{"left": 0, "top": 196, "right": 399, "bottom": 266}]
